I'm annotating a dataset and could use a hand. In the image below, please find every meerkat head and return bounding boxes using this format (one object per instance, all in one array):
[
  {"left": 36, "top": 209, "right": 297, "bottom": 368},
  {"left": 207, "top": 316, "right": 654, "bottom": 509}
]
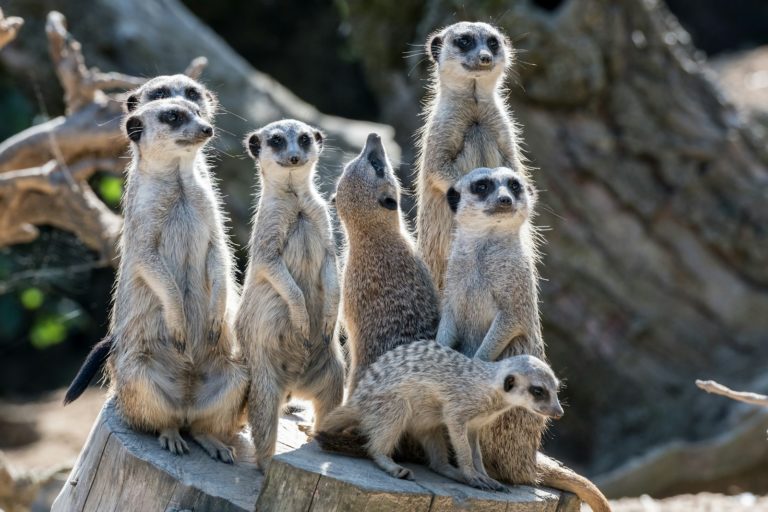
[
  {"left": 334, "top": 133, "right": 402, "bottom": 229},
  {"left": 426, "top": 22, "right": 510, "bottom": 83},
  {"left": 125, "top": 74, "right": 217, "bottom": 120},
  {"left": 498, "top": 355, "right": 563, "bottom": 419},
  {"left": 244, "top": 119, "right": 324, "bottom": 184},
  {"left": 446, "top": 167, "right": 535, "bottom": 233},
  {"left": 124, "top": 98, "right": 214, "bottom": 157}
]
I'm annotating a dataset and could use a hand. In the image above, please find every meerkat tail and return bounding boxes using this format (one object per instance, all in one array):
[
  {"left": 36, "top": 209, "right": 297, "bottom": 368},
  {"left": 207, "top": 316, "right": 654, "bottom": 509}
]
[
  {"left": 537, "top": 454, "right": 612, "bottom": 512},
  {"left": 313, "top": 404, "right": 369, "bottom": 457},
  {"left": 63, "top": 335, "right": 113, "bottom": 405}
]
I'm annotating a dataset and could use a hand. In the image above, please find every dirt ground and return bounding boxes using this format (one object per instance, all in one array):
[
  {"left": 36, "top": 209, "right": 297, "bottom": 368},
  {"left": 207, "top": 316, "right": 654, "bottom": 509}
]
[{"left": 1, "top": 388, "right": 767, "bottom": 511}]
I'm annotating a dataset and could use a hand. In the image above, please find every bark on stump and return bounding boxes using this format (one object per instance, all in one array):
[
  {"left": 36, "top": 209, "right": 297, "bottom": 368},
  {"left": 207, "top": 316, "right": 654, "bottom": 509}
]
[{"left": 52, "top": 400, "right": 579, "bottom": 512}]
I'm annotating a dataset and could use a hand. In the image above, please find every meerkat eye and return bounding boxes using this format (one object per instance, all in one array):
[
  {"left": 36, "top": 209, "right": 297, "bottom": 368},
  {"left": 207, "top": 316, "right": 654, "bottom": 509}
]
[
  {"left": 454, "top": 35, "right": 474, "bottom": 51},
  {"left": 267, "top": 134, "right": 285, "bottom": 148},
  {"left": 149, "top": 87, "right": 170, "bottom": 100},
  {"left": 471, "top": 179, "right": 491, "bottom": 195},
  {"left": 159, "top": 110, "right": 185, "bottom": 126},
  {"left": 185, "top": 87, "right": 201, "bottom": 101},
  {"left": 509, "top": 179, "right": 522, "bottom": 194},
  {"left": 529, "top": 386, "right": 547, "bottom": 400},
  {"left": 504, "top": 375, "right": 515, "bottom": 392},
  {"left": 487, "top": 37, "right": 500, "bottom": 52},
  {"left": 298, "top": 133, "right": 311, "bottom": 147}
]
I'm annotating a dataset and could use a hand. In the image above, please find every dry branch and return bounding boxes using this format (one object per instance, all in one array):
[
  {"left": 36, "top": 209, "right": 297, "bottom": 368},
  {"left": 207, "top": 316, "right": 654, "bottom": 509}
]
[
  {"left": 0, "top": 10, "right": 206, "bottom": 257},
  {"left": 0, "top": 8, "right": 23, "bottom": 50},
  {"left": 696, "top": 379, "right": 768, "bottom": 407}
]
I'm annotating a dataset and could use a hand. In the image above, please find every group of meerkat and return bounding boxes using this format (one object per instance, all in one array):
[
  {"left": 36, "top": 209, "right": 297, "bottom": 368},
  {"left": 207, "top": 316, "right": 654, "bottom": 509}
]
[{"left": 63, "top": 20, "right": 611, "bottom": 512}]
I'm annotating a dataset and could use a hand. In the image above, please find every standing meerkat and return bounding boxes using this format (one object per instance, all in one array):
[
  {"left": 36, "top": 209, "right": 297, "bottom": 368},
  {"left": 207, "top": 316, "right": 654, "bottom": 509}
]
[
  {"left": 69, "top": 96, "right": 247, "bottom": 463},
  {"left": 416, "top": 21, "right": 523, "bottom": 293},
  {"left": 334, "top": 133, "right": 439, "bottom": 396},
  {"left": 439, "top": 167, "right": 611, "bottom": 512},
  {"left": 236, "top": 119, "right": 344, "bottom": 470},
  {"left": 317, "top": 340, "right": 563, "bottom": 491}
]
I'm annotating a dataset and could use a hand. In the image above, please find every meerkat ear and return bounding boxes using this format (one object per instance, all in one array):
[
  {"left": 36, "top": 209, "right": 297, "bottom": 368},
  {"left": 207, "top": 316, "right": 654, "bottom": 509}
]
[
  {"left": 504, "top": 375, "right": 515, "bottom": 392},
  {"left": 205, "top": 90, "right": 219, "bottom": 114},
  {"left": 314, "top": 130, "right": 324, "bottom": 151},
  {"left": 527, "top": 183, "right": 538, "bottom": 205},
  {"left": 125, "top": 117, "right": 143, "bottom": 142},
  {"left": 446, "top": 186, "right": 461, "bottom": 213},
  {"left": 245, "top": 132, "right": 261, "bottom": 160},
  {"left": 329, "top": 193, "right": 336, "bottom": 206},
  {"left": 125, "top": 94, "right": 139, "bottom": 113},
  {"left": 427, "top": 33, "right": 443, "bottom": 63}
]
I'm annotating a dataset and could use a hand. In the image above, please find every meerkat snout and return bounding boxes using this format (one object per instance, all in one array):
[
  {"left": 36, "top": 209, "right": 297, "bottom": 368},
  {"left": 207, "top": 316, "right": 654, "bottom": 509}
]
[{"left": 500, "top": 355, "right": 563, "bottom": 420}]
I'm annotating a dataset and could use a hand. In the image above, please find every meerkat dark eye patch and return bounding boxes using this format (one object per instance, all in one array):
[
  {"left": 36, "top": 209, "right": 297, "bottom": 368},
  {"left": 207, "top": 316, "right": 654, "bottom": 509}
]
[
  {"left": 125, "top": 117, "right": 143, "bottom": 142},
  {"left": 529, "top": 385, "right": 548, "bottom": 400},
  {"left": 453, "top": 34, "right": 475, "bottom": 52},
  {"left": 246, "top": 133, "right": 261, "bottom": 159},
  {"left": 369, "top": 155, "right": 386, "bottom": 178},
  {"left": 504, "top": 375, "right": 515, "bottom": 392},
  {"left": 428, "top": 34, "right": 443, "bottom": 62},
  {"left": 267, "top": 134, "right": 285, "bottom": 150},
  {"left": 185, "top": 87, "right": 201, "bottom": 102},
  {"left": 470, "top": 178, "right": 494, "bottom": 199},
  {"left": 125, "top": 94, "right": 139, "bottom": 112},
  {"left": 158, "top": 110, "right": 186, "bottom": 128},
  {"left": 298, "top": 133, "right": 312, "bottom": 148},
  {"left": 446, "top": 187, "right": 461, "bottom": 213},
  {"left": 379, "top": 197, "right": 398, "bottom": 211},
  {"left": 509, "top": 179, "right": 522, "bottom": 197},
  {"left": 487, "top": 36, "right": 500, "bottom": 54},
  {"left": 148, "top": 87, "right": 171, "bottom": 101}
]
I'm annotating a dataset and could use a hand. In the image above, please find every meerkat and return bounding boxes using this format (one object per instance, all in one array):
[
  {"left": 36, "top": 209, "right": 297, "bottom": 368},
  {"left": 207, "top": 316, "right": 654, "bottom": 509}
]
[
  {"left": 334, "top": 133, "right": 440, "bottom": 396},
  {"left": 438, "top": 167, "right": 611, "bottom": 512},
  {"left": 236, "top": 119, "right": 344, "bottom": 470},
  {"left": 124, "top": 74, "right": 217, "bottom": 120},
  {"left": 416, "top": 21, "right": 524, "bottom": 293},
  {"left": 68, "top": 96, "right": 247, "bottom": 463},
  {"left": 316, "top": 340, "right": 563, "bottom": 491}
]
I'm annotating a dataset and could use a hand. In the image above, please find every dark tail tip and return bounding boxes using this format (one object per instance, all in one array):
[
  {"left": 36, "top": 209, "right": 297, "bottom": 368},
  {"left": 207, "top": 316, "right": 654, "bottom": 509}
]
[
  {"left": 63, "top": 336, "right": 113, "bottom": 405},
  {"left": 314, "top": 430, "right": 370, "bottom": 458}
]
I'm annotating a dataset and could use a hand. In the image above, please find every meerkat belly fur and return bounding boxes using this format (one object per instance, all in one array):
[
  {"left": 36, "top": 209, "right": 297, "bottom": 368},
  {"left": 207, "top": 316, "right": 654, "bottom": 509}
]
[
  {"left": 107, "top": 95, "right": 246, "bottom": 462},
  {"left": 237, "top": 120, "right": 344, "bottom": 470},
  {"left": 438, "top": 167, "right": 611, "bottom": 511},
  {"left": 416, "top": 22, "right": 524, "bottom": 293},
  {"left": 333, "top": 133, "right": 439, "bottom": 396},
  {"left": 317, "top": 340, "right": 563, "bottom": 491}
]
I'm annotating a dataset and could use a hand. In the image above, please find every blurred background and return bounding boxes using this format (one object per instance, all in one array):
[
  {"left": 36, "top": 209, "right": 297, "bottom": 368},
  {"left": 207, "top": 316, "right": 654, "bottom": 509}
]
[{"left": 0, "top": 0, "right": 767, "bottom": 510}]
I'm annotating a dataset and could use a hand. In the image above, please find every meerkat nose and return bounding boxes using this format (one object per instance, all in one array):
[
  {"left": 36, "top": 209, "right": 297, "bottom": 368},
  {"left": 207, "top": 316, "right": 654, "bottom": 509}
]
[
  {"left": 290, "top": 155, "right": 300, "bottom": 165},
  {"left": 200, "top": 124, "right": 213, "bottom": 138},
  {"left": 498, "top": 195, "right": 512, "bottom": 206},
  {"left": 365, "top": 133, "right": 382, "bottom": 150},
  {"left": 479, "top": 52, "right": 492, "bottom": 65}
]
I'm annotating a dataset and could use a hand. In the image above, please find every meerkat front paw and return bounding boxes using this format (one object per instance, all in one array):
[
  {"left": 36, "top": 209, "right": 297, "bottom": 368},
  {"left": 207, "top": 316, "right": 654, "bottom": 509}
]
[
  {"left": 193, "top": 433, "right": 235, "bottom": 464},
  {"left": 388, "top": 465, "right": 415, "bottom": 480},
  {"left": 462, "top": 471, "right": 509, "bottom": 492},
  {"left": 158, "top": 429, "right": 189, "bottom": 455}
]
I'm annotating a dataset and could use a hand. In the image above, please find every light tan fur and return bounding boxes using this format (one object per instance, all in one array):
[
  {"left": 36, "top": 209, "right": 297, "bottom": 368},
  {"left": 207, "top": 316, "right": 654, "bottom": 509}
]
[
  {"left": 438, "top": 166, "right": 611, "bottom": 511},
  {"left": 334, "top": 133, "right": 440, "bottom": 396},
  {"left": 109, "top": 90, "right": 247, "bottom": 463},
  {"left": 317, "top": 340, "right": 563, "bottom": 491},
  {"left": 415, "top": 21, "right": 524, "bottom": 293},
  {"left": 236, "top": 119, "right": 344, "bottom": 470}
]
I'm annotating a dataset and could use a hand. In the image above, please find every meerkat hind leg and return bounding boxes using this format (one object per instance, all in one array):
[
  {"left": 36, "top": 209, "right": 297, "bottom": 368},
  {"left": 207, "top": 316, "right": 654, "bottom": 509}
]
[
  {"left": 372, "top": 453, "right": 414, "bottom": 480},
  {"left": 192, "top": 432, "right": 235, "bottom": 464},
  {"left": 446, "top": 421, "right": 508, "bottom": 492},
  {"left": 365, "top": 400, "right": 413, "bottom": 480},
  {"left": 420, "top": 428, "right": 464, "bottom": 482},
  {"left": 158, "top": 428, "right": 189, "bottom": 455}
]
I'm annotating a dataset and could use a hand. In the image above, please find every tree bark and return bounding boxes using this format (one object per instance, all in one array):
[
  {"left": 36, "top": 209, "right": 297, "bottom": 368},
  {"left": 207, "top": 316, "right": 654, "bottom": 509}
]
[{"left": 344, "top": 0, "right": 768, "bottom": 496}]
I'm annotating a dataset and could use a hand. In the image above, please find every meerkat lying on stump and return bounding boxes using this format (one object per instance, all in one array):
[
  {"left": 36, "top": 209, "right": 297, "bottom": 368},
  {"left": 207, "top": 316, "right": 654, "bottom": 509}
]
[
  {"left": 416, "top": 21, "right": 525, "bottom": 293},
  {"left": 236, "top": 119, "right": 344, "bottom": 471},
  {"left": 67, "top": 93, "right": 247, "bottom": 463},
  {"left": 316, "top": 339, "right": 563, "bottom": 491},
  {"left": 334, "top": 133, "right": 439, "bottom": 396},
  {"left": 439, "top": 166, "right": 611, "bottom": 512}
]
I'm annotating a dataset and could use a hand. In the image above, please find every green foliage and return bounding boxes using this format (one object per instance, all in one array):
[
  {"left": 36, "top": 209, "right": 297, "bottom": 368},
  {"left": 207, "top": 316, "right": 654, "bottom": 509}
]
[
  {"left": 20, "top": 287, "right": 44, "bottom": 310},
  {"left": 29, "top": 314, "right": 67, "bottom": 349},
  {"left": 98, "top": 175, "right": 124, "bottom": 208}
]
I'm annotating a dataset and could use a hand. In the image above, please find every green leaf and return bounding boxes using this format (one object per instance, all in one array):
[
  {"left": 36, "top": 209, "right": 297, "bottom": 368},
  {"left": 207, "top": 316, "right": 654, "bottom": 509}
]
[
  {"left": 99, "top": 176, "right": 123, "bottom": 207},
  {"left": 20, "top": 287, "right": 44, "bottom": 310}
]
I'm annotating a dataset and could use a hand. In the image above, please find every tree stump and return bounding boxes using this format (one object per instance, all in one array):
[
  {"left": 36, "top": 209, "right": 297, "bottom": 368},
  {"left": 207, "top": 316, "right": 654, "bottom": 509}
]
[{"left": 52, "top": 400, "right": 579, "bottom": 511}]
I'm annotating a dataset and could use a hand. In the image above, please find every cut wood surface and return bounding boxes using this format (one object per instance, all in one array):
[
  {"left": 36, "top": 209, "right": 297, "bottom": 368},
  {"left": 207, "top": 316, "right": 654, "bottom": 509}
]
[{"left": 52, "top": 400, "right": 579, "bottom": 511}]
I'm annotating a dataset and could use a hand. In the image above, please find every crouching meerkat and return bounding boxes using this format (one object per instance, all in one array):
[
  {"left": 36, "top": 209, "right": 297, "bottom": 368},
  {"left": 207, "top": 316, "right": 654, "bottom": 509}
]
[
  {"left": 237, "top": 119, "right": 344, "bottom": 470},
  {"left": 416, "top": 21, "right": 525, "bottom": 293},
  {"left": 316, "top": 340, "right": 563, "bottom": 491},
  {"left": 69, "top": 94, "right": 247, "bottom": 463},
  {"left": 439, "top": 167, "right": 611, "bottom": 512},
  {"left": 334, "top": 133, "right": 439, "bottom": 396}
]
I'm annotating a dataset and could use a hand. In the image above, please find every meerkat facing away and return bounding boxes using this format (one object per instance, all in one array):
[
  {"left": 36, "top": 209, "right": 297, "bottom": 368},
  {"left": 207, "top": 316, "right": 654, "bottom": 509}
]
[
  {"left": 316, "top": 340, "right": 563, "bottom": 491},
  {"left": 97, "top": 98, "right": 246, "bottom": 462},
  {"left": 416, "top": 21, "right": 525, "bottom": 293},
  {"left": 334, "top": 133, "right": 440, "bottom": 396},
  {"left": 439, "top": 167, "right": 611, "bottom": 512},
  {"left": 236, "top": 119, "right": 344, "bottom": 470}
]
